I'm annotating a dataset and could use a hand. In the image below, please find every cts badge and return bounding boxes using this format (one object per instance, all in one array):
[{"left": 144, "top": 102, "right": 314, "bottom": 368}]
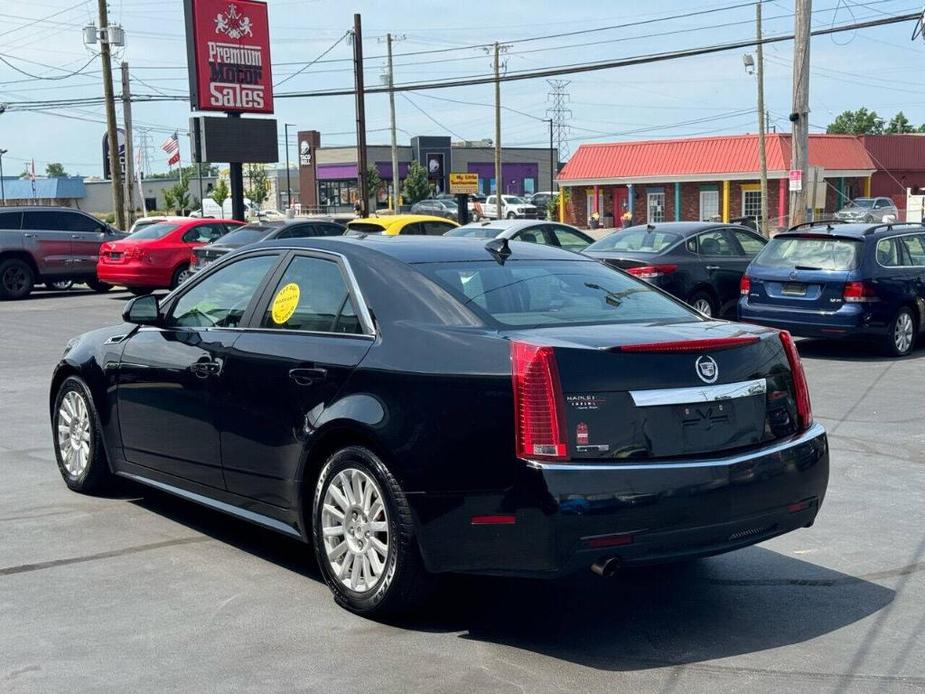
[{"left": 695, "top": 355, "right": 718, "bottom": 384}]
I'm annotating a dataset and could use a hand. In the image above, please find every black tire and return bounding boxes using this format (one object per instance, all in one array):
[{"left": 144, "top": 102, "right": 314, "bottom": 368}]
[
  {"left": 688, "top": 290, "right": 717, "bottom": 318},
  {"left": 506, "top": 212, "right": 517, "bottom": 219},
  {"left": 312, "top": 446, "right": 431, "bottom": 616},
  {"left": 52, "top": 376, "right": 113, "bottom": 494},
  {"left": 0, "top": 258, "right": 35, "bottom": 300},
  {"left": 86, "top": 279, "right": 112, "bottom": 293},
  {"left": 171, "top": 264, "right": 191, "bottom": 289},
  {"left": 884, "top": 307, "right": 917, "bottom": 357}
]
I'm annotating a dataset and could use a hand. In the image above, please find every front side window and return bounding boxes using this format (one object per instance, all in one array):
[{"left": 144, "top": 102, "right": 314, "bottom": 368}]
[
  {"left": 260, "top": 256, "right": 362, "bottom": 334},
  {"left": 732, "top": 229, "right": 766, "bottom": 256},
  {"left": 167, "top": 254, "right": 277, "bottom": 328},
  {"left": 513, "top": 227, "right": 549, "bottom": 245},
  {"left": 550, "top": 226, "right": 590, "bottom": 250},
  {"left": 422, "top": 221, "right": 454, "bottom": 235},
  {"left": 422, "top": 260, "right": 697, "bottom": 328},
  {"left": 901, "top": 235, "right": 925, "bottom": 266},
  {"left": 646, "top": 192, "right": 665, "bottom": 224}
]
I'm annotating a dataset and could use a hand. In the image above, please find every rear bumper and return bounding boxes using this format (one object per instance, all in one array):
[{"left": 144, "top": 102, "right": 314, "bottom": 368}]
[
  {"left": 410, "top": 423, "right": 828, "bottom": 577},
  {"left": 738, "top": 299, "right": 886, "bottom": 339},
  {"left": 97, "top": 263, "right": 170, "bottom": 287}
]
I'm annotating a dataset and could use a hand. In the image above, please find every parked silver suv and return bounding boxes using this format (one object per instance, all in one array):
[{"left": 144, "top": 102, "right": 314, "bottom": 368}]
[
  {"left": 835, "top": 197, "right": 899, "bottom": 223},
  {"left": 0, "top": 206, "right": 125, "bottom": 300}
]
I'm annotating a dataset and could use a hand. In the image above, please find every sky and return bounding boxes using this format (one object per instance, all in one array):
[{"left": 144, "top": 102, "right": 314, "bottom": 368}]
[{"left": 1, "top": 0, "right": 924, "bottom": 178}]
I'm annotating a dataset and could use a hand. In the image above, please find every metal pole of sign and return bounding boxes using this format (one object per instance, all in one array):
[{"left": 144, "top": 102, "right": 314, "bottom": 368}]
[
  {"left": 285, "top": 123, "right": 292, "bottom": 211},
  {"left": 0, "top": 149, "right": 6, "bottom": 205},
  {"left": 352, "top": 14, "right": 369, "bottom": 217},
  {"left": 228, "top": 113, "right": 245, "bottom": 222}
]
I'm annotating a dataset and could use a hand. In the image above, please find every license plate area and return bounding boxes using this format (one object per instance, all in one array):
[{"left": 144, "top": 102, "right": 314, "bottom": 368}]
[{"left": 782, "top": 282, "right": 807, "bottom": 296}]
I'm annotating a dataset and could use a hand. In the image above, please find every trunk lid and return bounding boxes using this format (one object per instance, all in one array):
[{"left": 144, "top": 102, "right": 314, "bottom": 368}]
[{"left": 507, "top": 322, "right": 801, "bottom": 461}]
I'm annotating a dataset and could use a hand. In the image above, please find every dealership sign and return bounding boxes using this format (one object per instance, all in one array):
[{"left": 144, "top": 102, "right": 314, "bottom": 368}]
[{"left": 184, "top": 0, "right": 274, "bottom": 114}]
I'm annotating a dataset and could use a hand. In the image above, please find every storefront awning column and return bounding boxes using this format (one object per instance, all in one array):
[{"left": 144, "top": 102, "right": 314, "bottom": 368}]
[
  {"left": 674, "top": 182, "right": 681, "bottom": 221},
  {"left": 722, "top": 180, "right": 730, "bottom": 223}
]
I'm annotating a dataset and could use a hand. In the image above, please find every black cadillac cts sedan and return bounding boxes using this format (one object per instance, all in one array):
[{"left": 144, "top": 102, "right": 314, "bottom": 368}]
[{"left": 50, "top": 235, "right": 828, "bottom": 615}]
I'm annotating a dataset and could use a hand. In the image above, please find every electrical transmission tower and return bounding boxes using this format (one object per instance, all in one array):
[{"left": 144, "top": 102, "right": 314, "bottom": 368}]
[{"left": 546, "top": 79, "right": 572, "bottom": 162}]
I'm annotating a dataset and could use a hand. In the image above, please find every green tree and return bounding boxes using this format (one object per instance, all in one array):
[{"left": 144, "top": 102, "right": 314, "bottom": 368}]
[
  {"left": 149, "top": 163, "right": 219, "bottom": 179},
  {"left": 245, "top": 164, "right": 270, "bottom": 207},
  {"left": 162, "top": 187, "right": 176, "bottom": 213},
  {"left": 45, "top": 162, "right": 67, "bottom": 178},
  {"left": 886, "top": 111, "right": 915, "bottom": 134},
  {"left": 211, "top": 178, "right": 229, "bottom": 209},
  {"left": 364, "top": 164, "right": 382, "bottom": 200},
  {"left": 401, "top": 161, "right": 431, "bottom": 204},
  {"left": 826, "top": 108, "right": 883, "bottom": 135}
]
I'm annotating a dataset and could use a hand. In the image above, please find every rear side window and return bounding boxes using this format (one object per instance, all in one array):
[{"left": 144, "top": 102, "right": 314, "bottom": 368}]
[
  {"left": 22, "top": 211, "right": 69, "bottom": 231},
  {"left": 445, "top": 226, "right": 501, "bottom": 238},
  {"left": 550, "top": 226, "right": 590, "bottom": 250},
  {"left": 585, "top": 228, "right": 680, "bottom": 253},
  {"left": 132, "top": 223, "right": 179, "bottom": 240},
  {"left": 697, "top": 230, "right": 738, "bottom": 256},
  {"left": 260, "top": 256, "right": 362, "bottom": 334},
  {"left": 219, "top": 223, "right": 280, "bottom": 246},
  {"left": 756, "top": 237, "right": 862, "bottom": 271},
  {"left": 876, "top": 238, "right": 902, "bottom": 267},
  {"left": 420, "top": 259, "right": 697, "bottom": 328},
  {"left": 732, "top": 229, "right": 767, "bottom": 256},
  {"left": 422, "top": 221, "right": 454, "bottom": 235},
  {"left": 514, "top": 228, "right": 550, "bottom": 245},
  {"left": 182, "top": 223, "right": 224, "bottom": 244},
  {"left": 276, "top": 224, "right": 315, "bottom": 239}
]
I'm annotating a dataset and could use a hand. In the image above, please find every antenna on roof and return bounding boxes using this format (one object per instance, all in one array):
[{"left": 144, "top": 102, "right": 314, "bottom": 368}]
[
  {"left": 646, "top": 223, "right": 655, "bottom": 231},
  {"left": 485, "top": 237, "right": 511, "bottom": 264}
]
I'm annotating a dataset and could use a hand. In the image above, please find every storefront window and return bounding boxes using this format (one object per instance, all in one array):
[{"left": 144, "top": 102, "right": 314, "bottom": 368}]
[
  {"left": 319, "top": 180, "right": 359, "bottom": 208},
  {"left": 743, "top": 190, "right": 762, "bottom": 219},
  {"left": 647, "top": 192, "right": 665, "bottom": 223}
]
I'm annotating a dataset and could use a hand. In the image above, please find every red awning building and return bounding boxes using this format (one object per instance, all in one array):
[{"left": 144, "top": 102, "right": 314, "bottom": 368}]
[{"left": 556, "top": 133, "right": 878, "bottom": 229}]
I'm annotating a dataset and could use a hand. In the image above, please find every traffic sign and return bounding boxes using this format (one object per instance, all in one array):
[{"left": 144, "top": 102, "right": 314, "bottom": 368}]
[
  {"left": 788, "top": 169, "right": 803, "bottom": 192},
  {"left": 449, "top": 172, "right": 479, "bottom": 195}
]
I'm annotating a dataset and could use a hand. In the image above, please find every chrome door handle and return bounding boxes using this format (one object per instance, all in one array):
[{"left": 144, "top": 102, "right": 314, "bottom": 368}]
[
  {"left": 23, "top": 233, "right": 36, "bottom": 238},
  {"left": 71, "top": 234, "right": 80, "bottom": 239},
  {"left": 705, "top": 265, "right": 721, "bottom": 270},
  {"left": 190, "top": 360, "right": 222, "bottom": 378}
]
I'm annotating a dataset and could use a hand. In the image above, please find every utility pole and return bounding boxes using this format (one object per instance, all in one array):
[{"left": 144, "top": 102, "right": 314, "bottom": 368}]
[
  {"left": 386, "top": 33, "right": 401, "bottom": 212},
  {"left": 548, "top": 118, "right": 555, "bottom": 194},
  {"left": 120, "top": 62, "right": 136, "bottom": 228},
  {"left": 284, "top": 123, "right": 295, "bottom": 210},
  {"left": 493, "top": 42, "right": 506, "bottom": 220},
  {"left": 756, "top": 2, "right": 769, "bottom": 237},
  {"left": 0, "top": 149, "right": 6, "bottom": 206},
  {"left": 790, "top": 0, "right": 812, "bottom": 227},
  {"left": 98, "top": 0, "right": 125, "bottom": 230},
  {"left": 352, "top": 14, "right": 369, "bottom": 217}
]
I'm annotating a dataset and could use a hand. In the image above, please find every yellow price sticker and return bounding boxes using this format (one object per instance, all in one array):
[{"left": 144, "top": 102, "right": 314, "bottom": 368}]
[{"left": 270, "top": 283, "right": 300, "bottom": 324}]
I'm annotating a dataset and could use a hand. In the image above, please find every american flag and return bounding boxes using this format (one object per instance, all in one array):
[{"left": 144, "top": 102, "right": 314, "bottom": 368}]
[{"left": 161, "top": 132, "right": 181, "bottom": 167}]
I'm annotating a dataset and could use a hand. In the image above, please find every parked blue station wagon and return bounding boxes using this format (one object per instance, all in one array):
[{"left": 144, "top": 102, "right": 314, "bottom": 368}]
[{"left": 738, "top": 221, "right": 925, "bottom": 357}]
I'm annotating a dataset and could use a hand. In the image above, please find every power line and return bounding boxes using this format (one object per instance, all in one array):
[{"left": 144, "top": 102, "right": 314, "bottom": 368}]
[
  {"left": 273, "top": 30, "right": 351, "bottom": 88},
  {"left": 0, "top": 52, "right": 97, "bottom": 81},
  {"left": 400, "top": 93, "right": 464, "bottom": 139}
]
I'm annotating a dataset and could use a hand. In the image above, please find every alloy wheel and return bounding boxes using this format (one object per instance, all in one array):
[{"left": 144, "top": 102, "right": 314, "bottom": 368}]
[
  {"left": 321, "top": 467, "right": 390, "bottom": 593},
  {"left": 693, "top": 298, "right": 713, "bottom": 317},
  {"left": 2, "top": 266, "right": 28, "bottom": 294},
  {"left": 175, "top": 268, "right": 191, "bottom": 286},
  {"left": 57, "top": 390, "right": 92, "bottom": 477},
  {"left": 894, "top": 311, "right": 914, "bottom": 354}
]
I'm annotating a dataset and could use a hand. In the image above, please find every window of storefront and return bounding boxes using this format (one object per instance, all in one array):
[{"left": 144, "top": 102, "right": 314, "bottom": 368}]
[
  {"left": 742, "top": 189, "right": 762, "bottom": 219},
  {"left": 319, "top": 180, "right": 359, "bottom": 208},
  {"left": 647, "top": 191, "right": 665, "bottom": 223},
  {"left": 699, "top": 189, "right": 719, "bottom": 221}
]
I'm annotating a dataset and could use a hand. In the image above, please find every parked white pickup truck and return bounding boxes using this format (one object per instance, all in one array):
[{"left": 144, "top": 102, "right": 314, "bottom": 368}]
[{"left": 480, "top": 195, "right": 539, "bottom": 220}]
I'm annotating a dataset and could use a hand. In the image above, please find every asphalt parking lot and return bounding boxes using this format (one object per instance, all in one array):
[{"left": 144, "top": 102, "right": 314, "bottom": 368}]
[{"left": 2, "top": 288, "right": 924, "bottom": 693}]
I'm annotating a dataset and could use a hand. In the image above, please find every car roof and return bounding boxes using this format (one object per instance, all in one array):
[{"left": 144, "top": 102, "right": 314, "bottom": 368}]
[
  {"left": 455, "top": 219, "right": 555, "bottom": 233},
  {"left": 774, "top": 222, "right": 925, "bottom": 241},
  {"left": 618, "top": 222, "right": 757, "bottom": 237},
  {"left": 348, "top": 214, "right": 452, "bottom": 225},
  {"left": 258, "top": 234, "right": 592, "bottom": 264},
  {"left": 0, "top": 205, "right": 95, "bottom": 214}
]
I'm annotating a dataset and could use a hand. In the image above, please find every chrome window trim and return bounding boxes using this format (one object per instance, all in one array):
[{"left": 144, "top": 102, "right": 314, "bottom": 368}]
[
  {"left": 630, "top": 378, "right": 767, "bottom": 408},
  {"left": 875, "top": 232, "right": 925, "bottom": 270}
]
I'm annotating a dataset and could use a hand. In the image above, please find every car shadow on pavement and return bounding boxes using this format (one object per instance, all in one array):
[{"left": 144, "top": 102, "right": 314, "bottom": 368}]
[
  {"left": 125, "top": 482, "right": 895, "bottom": 672},
  {"left": 796, "top": 337, "right": 925, "bottom": 363}
]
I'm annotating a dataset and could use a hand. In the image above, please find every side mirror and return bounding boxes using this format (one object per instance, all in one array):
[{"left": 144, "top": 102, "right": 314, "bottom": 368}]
[{"left": 122, "top": 294, "right": 161, "bottom": 326}]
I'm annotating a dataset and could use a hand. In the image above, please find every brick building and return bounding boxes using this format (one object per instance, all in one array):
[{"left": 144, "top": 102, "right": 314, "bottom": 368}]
[{"left": 556, "top": 133, "right": 877, "bottom": 229}]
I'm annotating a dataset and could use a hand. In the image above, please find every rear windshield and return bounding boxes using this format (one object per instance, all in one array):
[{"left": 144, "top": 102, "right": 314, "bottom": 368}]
[
  {"left": 755, "top": 236, "right": 862, "bottom": 271},
  {"left": 444, "top": 226, "right": 500, "bottom": 239},
  {"left": 419, "top": 259, "right": 697, "bottom": 328},
  {"left": 586, "top": 229, "right": 681, "bottom": 253},
  {"left": 128, "top": 223, "right": 178, "bottom": 240},
  {"left": 346, "top": 222, "right": 387, "bottom": 235},
  {"left": 218, "top": 223, "right": 281, "bottom": 247}
]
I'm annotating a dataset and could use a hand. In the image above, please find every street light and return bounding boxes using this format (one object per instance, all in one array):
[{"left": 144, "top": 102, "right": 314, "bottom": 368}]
[
  {"left": 284, "top": 123, "right": 296, "bottom": 211},
  {"left": 0, "top": 149, "right": 7, "bottom": 206},
  {"left": 742, "top": 53, "right": 755, "bottom": 75}
]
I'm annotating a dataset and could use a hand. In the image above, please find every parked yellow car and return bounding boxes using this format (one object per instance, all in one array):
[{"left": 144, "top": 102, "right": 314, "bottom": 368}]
[{"left": 345, "top": 214, "right": 458, "bottom": 236}]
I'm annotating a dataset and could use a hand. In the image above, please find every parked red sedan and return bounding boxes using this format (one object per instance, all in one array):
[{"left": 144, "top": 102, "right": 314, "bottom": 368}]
[{"left": 97, "top": 218, "right": 243, "bottom": 293}]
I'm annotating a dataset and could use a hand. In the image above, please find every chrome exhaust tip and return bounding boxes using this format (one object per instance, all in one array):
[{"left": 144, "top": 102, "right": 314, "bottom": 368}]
[{"left": 591, "top": 556, "right": 621, "bottom": 577}]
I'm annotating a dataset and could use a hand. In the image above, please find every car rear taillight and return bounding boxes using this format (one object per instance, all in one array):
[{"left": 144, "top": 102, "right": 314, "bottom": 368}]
[
  {"left": 843, "top": 280, "right": 878, "bottom": 303},
  {"left": 124, "top": 246, "right": 146, "bottom": 261},
  {"left": 511, "top": 341, "right": 567, "bottom": 461},
  {"left": 626, "top": 264, "right": 678, "bottom": 279},
  {"left": 778, "top": 330, "right": 812, "bottom": 431},
  {"left": 740, "top": 275, "right": 751, "bottom": 296}
]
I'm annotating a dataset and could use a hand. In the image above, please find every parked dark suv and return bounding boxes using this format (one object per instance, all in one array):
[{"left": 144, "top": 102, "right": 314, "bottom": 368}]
[
  {"left": 584, "top": 222, "right": 768, "bottom": 318},
  {"left": 0, "top": 206, "right": 125, "bottom": 299},
  {"left": 739, "top": 221, "right": 925, "bottom": 356}
]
